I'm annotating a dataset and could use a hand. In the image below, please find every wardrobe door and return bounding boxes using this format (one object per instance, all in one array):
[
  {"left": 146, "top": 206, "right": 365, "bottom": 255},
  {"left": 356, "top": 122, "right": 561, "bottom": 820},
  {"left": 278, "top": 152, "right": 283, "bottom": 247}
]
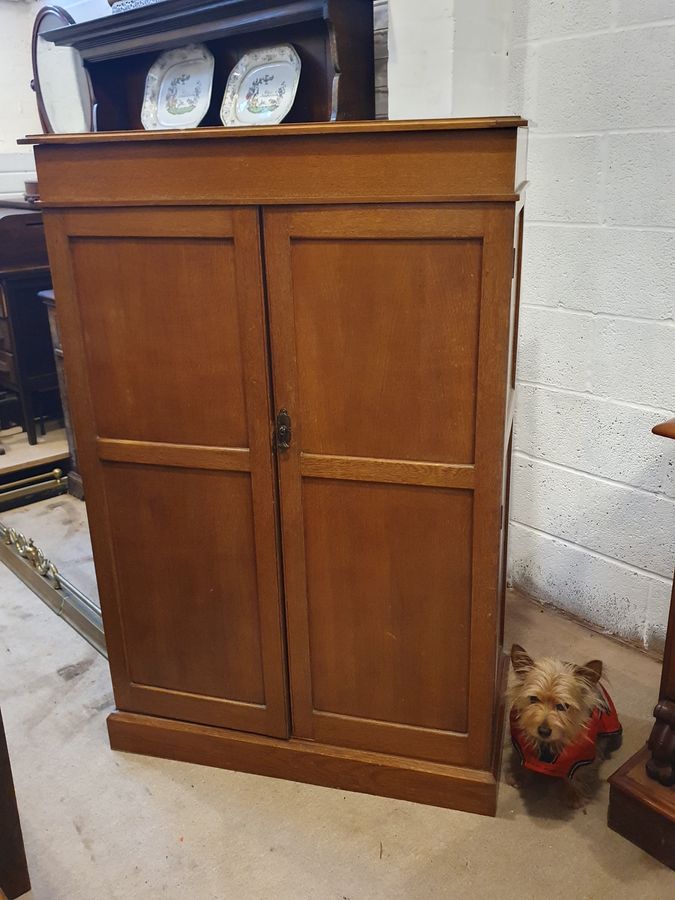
[
  {"left": 264, "top": 204, "right": 514, "bottom": 765},
  {"left": 44, "top": 207, "right": 289, "bottom": 737}
]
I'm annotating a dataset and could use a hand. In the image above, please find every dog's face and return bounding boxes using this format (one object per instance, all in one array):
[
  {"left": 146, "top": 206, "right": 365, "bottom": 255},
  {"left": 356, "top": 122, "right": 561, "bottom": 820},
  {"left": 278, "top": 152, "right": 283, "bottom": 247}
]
[{"left": 510, "top": 644, "right": 603, "bottom": 750}]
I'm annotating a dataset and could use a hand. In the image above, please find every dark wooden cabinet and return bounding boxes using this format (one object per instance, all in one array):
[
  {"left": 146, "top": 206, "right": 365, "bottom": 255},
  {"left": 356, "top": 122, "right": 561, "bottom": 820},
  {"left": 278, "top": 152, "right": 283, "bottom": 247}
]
[
  {"left": 42, "top": 0, "right": 375, "bottom": 129},
  {"left": 27, "top": 118, "right": 527, "bottom": 815},
  {"left": 0, "top": 211, "right": 55, "bottom": 445},
  {"left": 42, "top": 290, "right": 84, "bottom": 498}
]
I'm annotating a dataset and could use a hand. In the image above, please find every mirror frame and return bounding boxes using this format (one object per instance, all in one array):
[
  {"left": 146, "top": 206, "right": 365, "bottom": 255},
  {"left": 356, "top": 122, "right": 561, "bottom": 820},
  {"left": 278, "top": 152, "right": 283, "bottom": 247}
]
[{"left": 31, "top": 5, "right": 96, "bottom": 134}]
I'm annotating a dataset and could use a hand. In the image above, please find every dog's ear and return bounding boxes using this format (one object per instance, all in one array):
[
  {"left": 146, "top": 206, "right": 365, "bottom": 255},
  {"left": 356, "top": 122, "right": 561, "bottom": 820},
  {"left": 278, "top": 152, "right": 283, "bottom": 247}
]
[
  {"left": 511, "top": 644, "right": 534, "bottom": 677},
  {"left": 575, "top": 659, "right": 603, "bottom": 684}
]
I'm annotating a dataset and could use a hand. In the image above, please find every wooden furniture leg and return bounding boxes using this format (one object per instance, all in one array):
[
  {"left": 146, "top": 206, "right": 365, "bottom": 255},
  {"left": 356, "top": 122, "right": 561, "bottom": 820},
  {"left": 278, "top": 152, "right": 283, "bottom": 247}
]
[
  {"left": 0, "top": 708, "right": 30, "bottom": 899},
  {"left": 647, "top": 699, "right": 675, "bottom": 786},
  {"left": 608, "top": 418, "right": 675, "bottom": 868},
  {"left": 17, "top": 387, "right": 37, "bottom": 446}
]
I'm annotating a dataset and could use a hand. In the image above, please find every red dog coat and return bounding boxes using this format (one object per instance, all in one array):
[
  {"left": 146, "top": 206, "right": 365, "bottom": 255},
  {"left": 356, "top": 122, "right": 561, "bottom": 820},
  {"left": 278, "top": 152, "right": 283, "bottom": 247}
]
[{"left": 510, "top": 684, "right": 622, "bottom": 779}]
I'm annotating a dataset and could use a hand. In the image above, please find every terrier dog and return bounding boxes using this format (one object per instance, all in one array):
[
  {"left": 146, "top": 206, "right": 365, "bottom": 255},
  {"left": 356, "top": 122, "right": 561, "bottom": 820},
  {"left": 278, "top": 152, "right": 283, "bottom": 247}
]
[{"left": 508, "top": 644, "right": 622, "bottom": 807}]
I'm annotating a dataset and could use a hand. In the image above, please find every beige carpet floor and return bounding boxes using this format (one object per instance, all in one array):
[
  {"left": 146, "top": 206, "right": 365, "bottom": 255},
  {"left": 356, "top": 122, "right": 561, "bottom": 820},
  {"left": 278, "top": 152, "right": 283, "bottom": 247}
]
[
  {"left": 0, "top": 566, "right": 672, "bottom": 899},
  {"left": 1, "top": 495, "right": 98, "bottom": 606}
]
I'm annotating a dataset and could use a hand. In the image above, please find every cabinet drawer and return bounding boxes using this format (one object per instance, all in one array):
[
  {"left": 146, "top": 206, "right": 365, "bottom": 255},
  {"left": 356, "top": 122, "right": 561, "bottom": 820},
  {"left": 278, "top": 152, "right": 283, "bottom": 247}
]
[
  {"left": 0, "top": 318, "right": 11, "bottom": 353},
  {"left": 0, "top": 349, "right": 16, "bottom": 382}
]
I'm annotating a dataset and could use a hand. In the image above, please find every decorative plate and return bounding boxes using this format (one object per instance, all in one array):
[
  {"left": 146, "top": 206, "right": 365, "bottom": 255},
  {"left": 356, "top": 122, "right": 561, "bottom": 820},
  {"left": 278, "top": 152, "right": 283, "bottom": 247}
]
[
  {"left": 141, "top": 44, "right": 214, "bottom": 131},
  {"left": 220, "top": 44, "right": 301, "bottom": 127}
]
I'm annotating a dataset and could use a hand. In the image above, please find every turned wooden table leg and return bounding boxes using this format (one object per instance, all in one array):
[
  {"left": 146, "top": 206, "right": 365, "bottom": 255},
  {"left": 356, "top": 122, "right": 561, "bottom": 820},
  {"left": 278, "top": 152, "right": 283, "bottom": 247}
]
[
  {"left": 646, "top": 700, "right": 675, "bottom": 786},
  {"left": 645, "top": 495, "right": 675, "bottom": 789},
  {"left": 608, "top": 419, "right": 675, "bottom": 869}
]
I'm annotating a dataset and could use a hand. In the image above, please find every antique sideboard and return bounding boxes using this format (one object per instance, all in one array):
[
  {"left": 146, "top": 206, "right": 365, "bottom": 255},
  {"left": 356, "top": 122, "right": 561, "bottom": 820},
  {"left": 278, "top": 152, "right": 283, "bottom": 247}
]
[{"left": 25, "top": 118, "right": 527, "bottom": 814}]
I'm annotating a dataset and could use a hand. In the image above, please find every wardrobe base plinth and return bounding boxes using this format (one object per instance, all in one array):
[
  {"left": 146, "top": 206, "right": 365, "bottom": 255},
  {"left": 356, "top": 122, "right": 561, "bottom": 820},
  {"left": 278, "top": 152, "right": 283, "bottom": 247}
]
[{"left": 107, "top": 711, "right": 500, "bottom": 816}]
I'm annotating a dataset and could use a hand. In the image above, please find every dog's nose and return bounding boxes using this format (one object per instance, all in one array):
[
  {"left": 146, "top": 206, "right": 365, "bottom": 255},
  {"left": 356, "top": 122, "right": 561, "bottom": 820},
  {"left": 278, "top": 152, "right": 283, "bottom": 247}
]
[{"left": 538, "top": 724, "right": 552, "bottom": 738}]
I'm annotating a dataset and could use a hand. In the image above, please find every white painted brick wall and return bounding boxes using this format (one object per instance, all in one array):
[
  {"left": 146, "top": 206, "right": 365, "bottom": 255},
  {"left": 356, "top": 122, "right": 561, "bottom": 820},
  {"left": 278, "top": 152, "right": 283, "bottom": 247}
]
[
  {"left": 0, "top": 0, "right": 41, "bottom": 194},
  {"left": 534, "top": 28, "right": 675, "bottom": 133},
  {"left": 511, "top": 457, "right": 675, "bottom": 578},
  {"left": 0, "top": 150, "right": 37, "bottom": 199},
  {"left": 592, "top": 318, "right": 675, "bottom": 409},
  {"left": 522, "top": 226, "right": 675, "bottom": 319},
  {"left": 508, "top": 0, "right": 675, "bottom": 650},
  {"left": 509, "top": 524, "right": 657, "bottom": 644},
  {"left": 616, "top": 0, "right": 675, "bottom": 26},
  {"left": 388, "top": 0, "right": 456, "bottom": 119},
  {"left": 451, "top": 0, "right": 511, "bottom": 116},
  {"left": 0, "top": 0, "right": 104, "bottom": 192},
  {"left": 388, "top": 0, "right": 510, "bottom": 119},
  {"left": 518, "top": 306, "right": 593, "bottom": 392},
  {"left": 512, "top": 0, "right": 614, "bottom": 42},
  {"left": 525, "top": 135, "right": 603, "bottom": 221},
  {"left": 606, "top": 132, "right": 675, "bottom": 227},
  {"left": 514, "top": 386, "right": 675, "bottom": 498}
]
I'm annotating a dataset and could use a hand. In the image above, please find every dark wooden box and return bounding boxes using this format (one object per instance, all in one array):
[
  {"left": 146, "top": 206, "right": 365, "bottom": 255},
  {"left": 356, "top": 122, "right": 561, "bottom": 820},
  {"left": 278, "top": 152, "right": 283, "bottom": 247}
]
[{"left": 44, "top": 0, "right": 375, "bottom": 130}]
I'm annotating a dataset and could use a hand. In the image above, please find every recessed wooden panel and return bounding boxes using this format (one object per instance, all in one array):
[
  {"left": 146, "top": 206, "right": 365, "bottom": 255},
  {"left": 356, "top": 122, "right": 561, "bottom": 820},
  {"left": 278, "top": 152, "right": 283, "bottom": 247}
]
[
  {"left": 71, "top": 236, "right": 248, "bottom": 447},
  {"left": 303, "top": 479, "right": 472, "bottom": 733},
  {"left": 291, "top": 238, "right": 482, "bottom": 464},
  {"left": 104, "top": 464, "right": 264, "bottom": 705}
]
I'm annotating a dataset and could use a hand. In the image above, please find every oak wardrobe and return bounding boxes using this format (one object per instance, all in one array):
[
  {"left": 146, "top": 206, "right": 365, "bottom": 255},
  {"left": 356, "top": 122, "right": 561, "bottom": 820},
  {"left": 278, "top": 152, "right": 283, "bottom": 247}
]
[{"left": 27, "top": 118, "right": 527, "bottom": 815}]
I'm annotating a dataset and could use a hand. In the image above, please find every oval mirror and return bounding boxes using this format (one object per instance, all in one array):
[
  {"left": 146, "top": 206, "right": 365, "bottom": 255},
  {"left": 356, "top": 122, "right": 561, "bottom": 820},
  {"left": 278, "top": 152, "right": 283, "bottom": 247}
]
[{"left": 31, "top": 6, "right": 96, "bottom": 134}]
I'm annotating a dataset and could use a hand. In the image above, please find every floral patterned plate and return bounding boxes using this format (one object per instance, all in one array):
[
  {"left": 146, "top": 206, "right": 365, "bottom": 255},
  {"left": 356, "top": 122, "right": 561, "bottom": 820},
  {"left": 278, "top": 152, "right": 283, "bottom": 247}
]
[
  {"left": 220, "top": 44, "right": 301, "bottom": 127},
  {"left": 141, "top": 44, "right": 214, "bottom": 131}
]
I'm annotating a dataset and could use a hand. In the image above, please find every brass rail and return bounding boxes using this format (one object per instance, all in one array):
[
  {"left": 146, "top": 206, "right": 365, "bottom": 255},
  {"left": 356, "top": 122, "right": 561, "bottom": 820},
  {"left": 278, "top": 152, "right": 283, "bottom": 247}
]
[
  {"left": 0, "top": 468, "right": 64, "bottom": 492},
  {"left": 0, "top": 521, "right": 105, "bottom": 657}
]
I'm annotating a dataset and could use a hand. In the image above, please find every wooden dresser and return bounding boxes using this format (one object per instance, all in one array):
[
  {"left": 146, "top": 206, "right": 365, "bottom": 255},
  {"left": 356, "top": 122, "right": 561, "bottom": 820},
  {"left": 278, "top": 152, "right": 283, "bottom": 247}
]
[
  {"left": 26, "top": 118, "right": 527, "bottom": 815},
  {"left": 608, "top": 418, "right": 675, "bottom": 868}
]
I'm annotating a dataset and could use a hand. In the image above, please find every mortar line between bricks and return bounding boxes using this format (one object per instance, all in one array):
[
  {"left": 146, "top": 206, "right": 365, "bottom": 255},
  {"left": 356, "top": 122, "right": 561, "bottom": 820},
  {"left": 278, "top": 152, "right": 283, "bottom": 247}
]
[
  {"left": 524, "top": 222, "right": 675, "bottom": 233},
  {"left": 531, "top": 127, "right": 675, "bottom": 137},
  {"left": 515, "top": 380, "right": 675, "bottom": 417},
  {"left": 512, "top": 450, "right": 675, "bottom": 503},
  {"left": 509, "top": 520, "right": 675, "bottom": 585},
  {"left": 520, "top": 303, "right": 675, "bottom": 326},
  {"left": 599, "top": 132, "right": 608, "bottom": 226},
  {"left": 511, "top": 17, "right": 675, "bottom": 48}
]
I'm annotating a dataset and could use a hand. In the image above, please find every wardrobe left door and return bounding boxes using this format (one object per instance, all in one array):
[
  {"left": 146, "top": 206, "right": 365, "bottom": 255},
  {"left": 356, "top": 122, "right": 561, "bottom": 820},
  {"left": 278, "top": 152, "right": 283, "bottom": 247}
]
[{"left": 43, "top": 207, "right": 289, "bottom": 738}]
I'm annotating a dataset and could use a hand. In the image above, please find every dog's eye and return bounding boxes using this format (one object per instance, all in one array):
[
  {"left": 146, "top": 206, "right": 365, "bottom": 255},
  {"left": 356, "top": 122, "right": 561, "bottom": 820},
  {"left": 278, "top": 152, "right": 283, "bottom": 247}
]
[
  {"left": 555, "top": 703, "right": 570, "bottom": 712},
  {"left": 528, "top": 696, "right": 539, "bottom": 704}
]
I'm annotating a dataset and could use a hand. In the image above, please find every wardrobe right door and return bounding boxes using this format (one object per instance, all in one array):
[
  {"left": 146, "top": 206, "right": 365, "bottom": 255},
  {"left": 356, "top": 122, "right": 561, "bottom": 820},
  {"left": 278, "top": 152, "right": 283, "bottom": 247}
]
[{"left": 264, "top": 204, "right": 515, "bottom": 767}]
